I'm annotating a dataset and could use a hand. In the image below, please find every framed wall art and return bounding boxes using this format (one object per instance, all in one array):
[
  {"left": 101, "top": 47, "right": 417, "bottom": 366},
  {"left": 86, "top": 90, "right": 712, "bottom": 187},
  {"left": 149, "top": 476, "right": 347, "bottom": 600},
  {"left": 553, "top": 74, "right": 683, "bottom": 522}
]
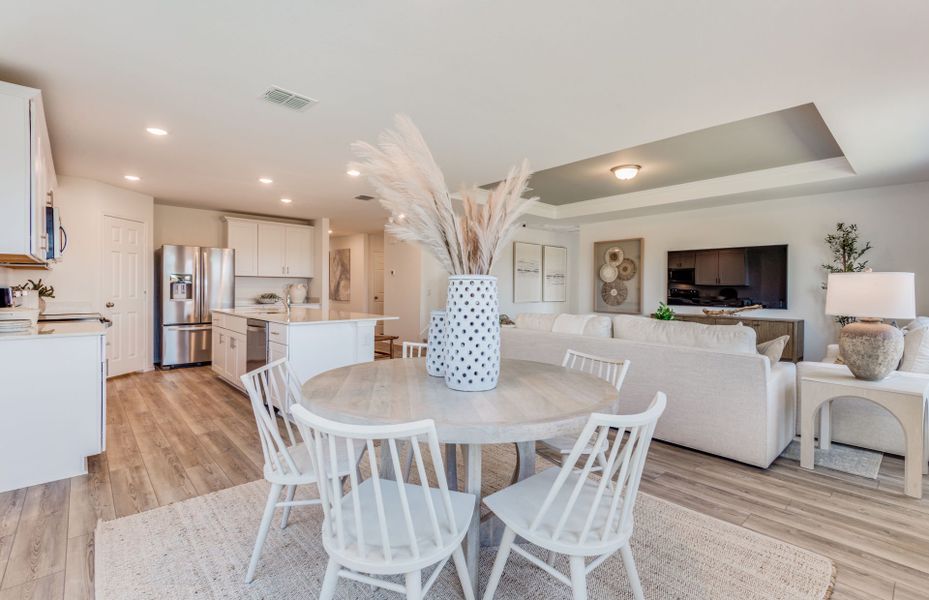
[
  {"left": 593, "top": 238, "right": 643, "bottom": 314},
  {"left": 542, "top": 245, "right": 567, "bottom": 302},
  {"left": 513, "top": 241, "right": 542, "bottom": 303}
]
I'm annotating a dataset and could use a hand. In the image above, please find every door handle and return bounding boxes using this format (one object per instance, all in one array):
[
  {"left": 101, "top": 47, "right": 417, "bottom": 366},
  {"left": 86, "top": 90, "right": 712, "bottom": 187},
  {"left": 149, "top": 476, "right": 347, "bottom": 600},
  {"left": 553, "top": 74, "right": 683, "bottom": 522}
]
[{"left": 106, "top": 302, "right": 115, "bottom": 308}]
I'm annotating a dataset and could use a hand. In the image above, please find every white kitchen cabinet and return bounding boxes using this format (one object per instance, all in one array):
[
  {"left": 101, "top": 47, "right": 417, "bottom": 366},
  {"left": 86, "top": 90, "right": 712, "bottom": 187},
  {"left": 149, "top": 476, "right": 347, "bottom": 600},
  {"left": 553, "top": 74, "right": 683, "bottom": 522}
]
[
  {"left": 0, "top": 327, "right": 105, "bottom": 493},
  {"left": 269, "top": 340, "right": 288, "bottom": 362},
  {"left": 285, "top": 225, "right": 314, "bottom": 277},
  {"left": 257, "top": 222, "right": 287, "bottom": 276},
  {"left": 224, "top": 218, "right": 258, "bottom": 276},
  {"left": 0, "top": 81, "right": 56, "bottom": 266},
  {"left": 212, "top": 321, "right": 247, "bottom": 389},
  {"left": 211, "top": 327, "right": 226, "bottom": 377}
]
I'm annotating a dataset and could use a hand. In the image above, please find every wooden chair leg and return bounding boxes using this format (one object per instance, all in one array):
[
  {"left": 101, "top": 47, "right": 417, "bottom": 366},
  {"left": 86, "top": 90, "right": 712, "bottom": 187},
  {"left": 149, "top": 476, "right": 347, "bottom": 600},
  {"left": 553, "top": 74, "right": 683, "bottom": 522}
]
[
  {"left": 620, "top": 545, "right": 645, "bottom": 600},
  {"left": 568, "top": 555, "right": 588, "bottom": 600},
  {"left": 280, "top": 485, "right": 296, "bottom": 528},
  {"left": 452, "top": 545, "right": 476, "bottom": 600},
  {"left": 483, "top": 526, "right": 516, "bottom": 600},
  {"left": 319, "top": 558, "right": 340, "bottom": 600},
  {"left": 405, "top": 570, "right": 422, "bottom": 600},
  {"left": 245, "top": 483, "right": 282, "bottom": 583}
]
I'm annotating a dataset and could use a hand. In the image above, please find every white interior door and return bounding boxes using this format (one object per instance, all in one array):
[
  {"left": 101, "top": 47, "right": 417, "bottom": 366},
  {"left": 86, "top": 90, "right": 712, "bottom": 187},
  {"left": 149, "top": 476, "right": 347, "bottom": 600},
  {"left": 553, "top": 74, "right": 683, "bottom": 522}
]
[
  {"left": 372, "top": 250, "right": 385, "bottom": 335},
  {"left": 103, "top": 215, "right": 145, "bottom": 377}
]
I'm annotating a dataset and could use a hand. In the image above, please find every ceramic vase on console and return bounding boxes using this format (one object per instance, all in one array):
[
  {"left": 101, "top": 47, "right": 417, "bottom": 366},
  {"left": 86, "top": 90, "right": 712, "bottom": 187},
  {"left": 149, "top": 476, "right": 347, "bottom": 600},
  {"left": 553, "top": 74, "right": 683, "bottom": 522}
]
[
  {"left": 444, "top": 275, "right": 500, "bottom": 392},
  {"left": 425, "top": 310, "right": 446, "bottom": 376}
]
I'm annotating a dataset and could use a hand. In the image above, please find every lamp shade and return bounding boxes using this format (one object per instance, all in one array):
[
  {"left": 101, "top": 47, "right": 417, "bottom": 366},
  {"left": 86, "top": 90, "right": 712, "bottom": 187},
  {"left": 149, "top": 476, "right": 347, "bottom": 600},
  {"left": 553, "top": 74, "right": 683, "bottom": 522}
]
[{"left": 825, "top": 272, "right": 916, "bottom": 319}]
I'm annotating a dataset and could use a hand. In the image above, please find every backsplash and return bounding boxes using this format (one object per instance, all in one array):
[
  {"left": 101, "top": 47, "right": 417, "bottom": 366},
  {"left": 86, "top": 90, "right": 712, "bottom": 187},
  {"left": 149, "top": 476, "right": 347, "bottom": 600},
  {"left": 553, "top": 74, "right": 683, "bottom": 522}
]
[{"left": 234, "top": 276, "right": 312, "bottom": 304}]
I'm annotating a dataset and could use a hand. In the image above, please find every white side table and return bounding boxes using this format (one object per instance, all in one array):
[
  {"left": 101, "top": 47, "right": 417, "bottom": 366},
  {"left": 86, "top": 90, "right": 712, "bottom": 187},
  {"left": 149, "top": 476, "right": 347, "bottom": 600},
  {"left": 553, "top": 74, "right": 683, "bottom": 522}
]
[{"left": 799, "top": 366, "right": 929, "bottom": 498}]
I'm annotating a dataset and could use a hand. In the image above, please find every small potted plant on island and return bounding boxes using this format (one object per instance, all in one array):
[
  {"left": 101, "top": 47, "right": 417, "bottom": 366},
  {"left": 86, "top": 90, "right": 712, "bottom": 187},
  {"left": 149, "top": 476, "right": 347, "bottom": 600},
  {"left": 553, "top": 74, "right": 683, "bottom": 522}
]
[{"left": 352, "top": 116, "right": 537, "bottom": 391}]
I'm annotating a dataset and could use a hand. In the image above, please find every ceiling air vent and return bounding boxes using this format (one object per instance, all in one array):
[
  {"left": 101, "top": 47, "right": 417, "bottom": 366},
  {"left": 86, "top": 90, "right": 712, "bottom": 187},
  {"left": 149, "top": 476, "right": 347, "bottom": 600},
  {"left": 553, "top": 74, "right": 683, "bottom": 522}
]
[
  {"left": 354, "top": 194, "right": 375, "bottom": 201},
  {"left": 261, "top": 86, "right": 318, "bottom": 111}
]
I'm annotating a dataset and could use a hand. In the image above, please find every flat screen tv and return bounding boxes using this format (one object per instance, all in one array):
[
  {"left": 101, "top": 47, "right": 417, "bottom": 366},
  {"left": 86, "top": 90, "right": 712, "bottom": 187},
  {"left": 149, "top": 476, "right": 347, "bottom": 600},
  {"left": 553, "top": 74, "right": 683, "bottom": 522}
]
[{"left": 666, "top": 244, "right": 788, "bottom": 309}]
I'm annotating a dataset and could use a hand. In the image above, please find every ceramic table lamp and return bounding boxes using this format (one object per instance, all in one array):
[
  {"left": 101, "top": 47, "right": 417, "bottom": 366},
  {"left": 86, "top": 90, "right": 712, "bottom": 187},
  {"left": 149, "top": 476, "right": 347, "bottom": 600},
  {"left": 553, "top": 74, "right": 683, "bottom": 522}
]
[{"left": 825, "top": 271, "right": 916, "bottom": 380}]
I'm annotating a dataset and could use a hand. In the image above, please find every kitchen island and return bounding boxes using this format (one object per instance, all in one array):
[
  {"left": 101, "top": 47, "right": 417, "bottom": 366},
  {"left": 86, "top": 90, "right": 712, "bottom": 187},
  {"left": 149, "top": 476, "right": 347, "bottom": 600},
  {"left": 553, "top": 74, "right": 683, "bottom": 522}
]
[
  {"left": 211, "top": 307, "right": 398, "bottom": 390},
  {"left": 0, "top": 320, "right": 107, "bottom": 492}
]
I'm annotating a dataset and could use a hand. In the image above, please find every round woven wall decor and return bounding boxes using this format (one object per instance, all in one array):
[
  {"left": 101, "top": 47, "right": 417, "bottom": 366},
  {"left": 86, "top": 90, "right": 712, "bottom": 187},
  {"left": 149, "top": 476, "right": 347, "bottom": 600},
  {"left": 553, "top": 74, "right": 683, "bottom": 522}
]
[
  {"left": 601, "top": 280, "right": 628, "bottom": 306},
  {"left": 617, "top": 258, "right": 637, "bottom": 281},
  {"left": 604, "top": 247, "right": 624, "bottom": 267},
  {"left": 599, "top": 264, "right": 618, "bottom": 283}
]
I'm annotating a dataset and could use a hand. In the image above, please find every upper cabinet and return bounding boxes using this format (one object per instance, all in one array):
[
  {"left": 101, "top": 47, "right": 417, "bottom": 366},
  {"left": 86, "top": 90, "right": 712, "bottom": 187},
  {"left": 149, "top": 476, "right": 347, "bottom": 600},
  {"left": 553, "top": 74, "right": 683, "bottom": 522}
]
[
  {"left": 0, "top": 81, "right": 57, "bottom": 266},
  {"left": 225, "top": 218, "right": 258, "bottom": 276},
  {"left": 223, "top": 216, "right": 314, "bottom": 278},
  {"left": 695, "top": 248, "right": 748, "bottom": 286},
  {"left": 668, "top": 251, "right": 695, "bottom": 269}
]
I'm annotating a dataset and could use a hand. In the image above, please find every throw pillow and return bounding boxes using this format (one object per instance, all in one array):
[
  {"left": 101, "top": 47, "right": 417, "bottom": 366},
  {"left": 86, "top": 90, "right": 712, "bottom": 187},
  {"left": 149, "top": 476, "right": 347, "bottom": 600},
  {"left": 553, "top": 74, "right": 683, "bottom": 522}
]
[
  {"left": 757, "top": 335, "right": 790, "bottom": 364},
  {"left": 552, "top": 314, "right": 595, "bottom": 335},
  {"left": 514, "top": 313, "right": 558, "bottom": 332},
  {"left": 900, "top": 317, "right": 929, "bottom": 374}
]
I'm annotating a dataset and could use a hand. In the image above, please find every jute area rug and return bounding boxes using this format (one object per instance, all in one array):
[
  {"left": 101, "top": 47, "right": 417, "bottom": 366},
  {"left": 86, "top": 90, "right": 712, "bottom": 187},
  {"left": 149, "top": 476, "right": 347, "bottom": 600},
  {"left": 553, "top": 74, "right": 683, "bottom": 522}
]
[{"left": 96, "top": 446, "right": 834, "bottom": 600}]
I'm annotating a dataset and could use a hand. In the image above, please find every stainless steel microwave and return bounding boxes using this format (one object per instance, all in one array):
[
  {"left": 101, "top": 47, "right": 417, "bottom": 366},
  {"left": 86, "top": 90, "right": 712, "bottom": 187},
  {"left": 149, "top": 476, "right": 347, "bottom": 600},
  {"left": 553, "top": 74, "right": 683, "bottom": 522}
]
[{"left": 668, "top": 267, "right": 695, "bottom": 284}]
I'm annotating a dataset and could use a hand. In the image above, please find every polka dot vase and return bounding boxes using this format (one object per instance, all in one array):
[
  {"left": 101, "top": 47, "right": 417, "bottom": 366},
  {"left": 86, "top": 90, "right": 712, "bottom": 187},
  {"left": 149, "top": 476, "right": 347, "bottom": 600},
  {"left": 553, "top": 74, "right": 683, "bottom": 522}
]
[
  {"left": 426, "top": 310, "right": 446, "bottom": 377},
  {"left": 444, "top": 275, "right": 500, "bottom": 392}
]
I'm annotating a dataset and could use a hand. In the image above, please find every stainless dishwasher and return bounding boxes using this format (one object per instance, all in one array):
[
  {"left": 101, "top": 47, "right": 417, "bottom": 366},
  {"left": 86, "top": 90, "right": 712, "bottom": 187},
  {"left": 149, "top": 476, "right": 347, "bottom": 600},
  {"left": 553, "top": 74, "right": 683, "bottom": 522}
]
[{"left": 245, "top": 318, "right": 269, "bottom": 374}]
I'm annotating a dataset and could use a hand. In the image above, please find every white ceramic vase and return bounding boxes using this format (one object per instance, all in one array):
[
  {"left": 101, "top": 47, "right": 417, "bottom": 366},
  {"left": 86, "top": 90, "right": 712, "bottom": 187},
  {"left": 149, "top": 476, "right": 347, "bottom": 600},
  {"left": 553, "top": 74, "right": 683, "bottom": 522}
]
[
  {"left": 444, "top": 275, "right": 500, "bottom": 392},
  {"left": 426, "top": 310, "right": 446, "bottom": 377}
]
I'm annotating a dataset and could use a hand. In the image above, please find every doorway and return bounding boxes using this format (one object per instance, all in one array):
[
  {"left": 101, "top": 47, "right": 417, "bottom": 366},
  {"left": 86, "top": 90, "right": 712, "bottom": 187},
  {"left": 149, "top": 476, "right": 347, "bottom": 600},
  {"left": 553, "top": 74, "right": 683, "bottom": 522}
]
[
  {"left": 103, "top": 215, "right": 146, "bottom": 377},
  {"left": 371, "top": 249, "right": 385, "bottom": 335}
]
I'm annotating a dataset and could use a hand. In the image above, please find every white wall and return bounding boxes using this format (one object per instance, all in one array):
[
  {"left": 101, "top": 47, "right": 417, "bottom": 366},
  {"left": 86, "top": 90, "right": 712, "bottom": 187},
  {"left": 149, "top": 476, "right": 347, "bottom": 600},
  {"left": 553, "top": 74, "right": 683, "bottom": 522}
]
[
  {"left": 329, "top": 234, "right": 368, "bottom": 313},
  {"left": 14, "top": 176, "right": 155, "bottom": 367},
  {"left": 577, "top": 181, "right": 929, "bottom": 361},
  {"left": 491, "top": 227, "right": 580, "bottom": 318}
]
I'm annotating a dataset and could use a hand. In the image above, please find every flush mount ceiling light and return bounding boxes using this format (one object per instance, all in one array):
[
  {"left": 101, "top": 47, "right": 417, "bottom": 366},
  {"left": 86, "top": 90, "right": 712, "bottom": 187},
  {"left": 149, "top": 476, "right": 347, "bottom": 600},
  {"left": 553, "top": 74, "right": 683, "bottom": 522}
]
[
  {"left": 610, "top": 164, "right": 641, "bottom": 180},
  {"left": 146, "top": 127, "right": 168, "bottom": 136},
  {"left": 258, "top": 177, "right": 273, "bottom": 184},
  {"left": 124, "top": 174, "right": 141, "bottom": 181},
  {"left": 346, "top": 169, "right": 361, "bottom": 177},
  {"left": 280, "top": 197, "right": 292, "bottom": 204}
]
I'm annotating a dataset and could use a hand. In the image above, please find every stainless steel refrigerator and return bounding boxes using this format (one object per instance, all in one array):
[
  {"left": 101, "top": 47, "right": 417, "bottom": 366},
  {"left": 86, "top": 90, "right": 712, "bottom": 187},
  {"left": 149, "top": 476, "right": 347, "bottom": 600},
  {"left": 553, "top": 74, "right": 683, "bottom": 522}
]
[{"left": 154, "top": 245, "right": 235, "bottom": 367}]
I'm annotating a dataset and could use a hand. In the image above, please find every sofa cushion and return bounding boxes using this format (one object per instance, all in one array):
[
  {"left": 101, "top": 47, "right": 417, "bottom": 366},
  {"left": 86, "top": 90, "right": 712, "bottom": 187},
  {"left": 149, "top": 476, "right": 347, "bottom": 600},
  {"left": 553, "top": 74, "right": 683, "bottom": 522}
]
[
  {"left": 552, "top": 314, "right": 594, "bottom": 335},
  {"left": 582, "top": 315, "right": 613, "bottom": 338},
  {"left": 514, "top": 313, "right": 558, "bottom": 332},
  {"left": 612, "top": 315, "right": 757, "bottom": 353},
  {"left": 900, "top": 317, "right": 929, "bottom": 374},
  {"left": 757, "top": 335, "right": 790, "bottom": 364}
]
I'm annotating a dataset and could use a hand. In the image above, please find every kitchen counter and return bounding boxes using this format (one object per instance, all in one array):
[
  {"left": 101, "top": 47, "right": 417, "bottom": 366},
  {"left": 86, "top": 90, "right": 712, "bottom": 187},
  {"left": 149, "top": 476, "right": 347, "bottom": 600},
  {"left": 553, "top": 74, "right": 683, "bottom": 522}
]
[
  {"left": 0, "top": 320, "right": 108, "bottom": 340},
  {"left": 213, "top": 307, "right": 397, "bottom": 326}
]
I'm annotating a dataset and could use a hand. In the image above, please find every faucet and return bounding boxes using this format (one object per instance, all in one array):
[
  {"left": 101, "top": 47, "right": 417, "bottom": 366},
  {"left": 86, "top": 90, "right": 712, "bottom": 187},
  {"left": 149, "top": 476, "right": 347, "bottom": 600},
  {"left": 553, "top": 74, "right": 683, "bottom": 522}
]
[{"left": 280, "top": 293, "right": 292, "bottom": 321}]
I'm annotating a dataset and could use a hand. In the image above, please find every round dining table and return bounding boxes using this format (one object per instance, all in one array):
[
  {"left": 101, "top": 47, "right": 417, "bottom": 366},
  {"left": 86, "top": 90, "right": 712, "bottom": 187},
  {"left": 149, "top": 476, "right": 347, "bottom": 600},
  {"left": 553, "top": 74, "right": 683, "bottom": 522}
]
[{"left": 300, "top": 357, "right": 619, "bottom": 594}]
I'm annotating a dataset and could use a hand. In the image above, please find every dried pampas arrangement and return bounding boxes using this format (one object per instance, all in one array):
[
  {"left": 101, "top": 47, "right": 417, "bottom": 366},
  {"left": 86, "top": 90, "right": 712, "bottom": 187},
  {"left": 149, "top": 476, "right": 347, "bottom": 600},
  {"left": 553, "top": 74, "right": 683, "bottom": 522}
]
[{"left": 350, "top": 115, "right": 537, "bottom": 275}]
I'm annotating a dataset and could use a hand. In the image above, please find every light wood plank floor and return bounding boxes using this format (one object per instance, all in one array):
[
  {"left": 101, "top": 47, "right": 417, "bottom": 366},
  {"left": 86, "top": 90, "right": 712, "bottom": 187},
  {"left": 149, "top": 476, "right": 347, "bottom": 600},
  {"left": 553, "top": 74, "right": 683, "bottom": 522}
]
[{"left": 0, "top": 365, "right": 926, "bottom": 599}]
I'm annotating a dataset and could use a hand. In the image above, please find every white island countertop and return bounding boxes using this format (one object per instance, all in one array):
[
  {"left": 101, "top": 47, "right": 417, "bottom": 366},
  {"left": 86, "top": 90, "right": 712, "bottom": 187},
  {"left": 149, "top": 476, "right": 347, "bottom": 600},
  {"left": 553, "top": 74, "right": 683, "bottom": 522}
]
[
  {"left": 0, "top": 320, "right": 108, "bottom": 341},
  {"left": 213, "top": 307, "right": 398, "bottom": 326}
]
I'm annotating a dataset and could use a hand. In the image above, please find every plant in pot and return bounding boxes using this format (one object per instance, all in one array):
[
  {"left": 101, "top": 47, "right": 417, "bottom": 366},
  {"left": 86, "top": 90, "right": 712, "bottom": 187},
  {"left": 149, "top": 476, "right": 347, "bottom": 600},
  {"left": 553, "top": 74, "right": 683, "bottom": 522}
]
[
  {"left": 822, "top": 222, "right": 872, "bottom": 327},
  {"left": 16, "top": 278, "right": 55, "bottom": 313},
  {"left": 654, "top": 302, "right": 675, "bottom": 320},
  {"left": 352, "top": 116, "right": 537, "bottom": 391}
]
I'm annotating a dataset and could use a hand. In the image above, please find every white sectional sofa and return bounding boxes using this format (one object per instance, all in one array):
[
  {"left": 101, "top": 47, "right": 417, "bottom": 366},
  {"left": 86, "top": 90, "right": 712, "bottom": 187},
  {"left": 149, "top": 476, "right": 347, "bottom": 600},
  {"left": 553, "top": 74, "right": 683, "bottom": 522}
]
[{"left": 501, "top": 313, "right": 797, "bottom": 468}]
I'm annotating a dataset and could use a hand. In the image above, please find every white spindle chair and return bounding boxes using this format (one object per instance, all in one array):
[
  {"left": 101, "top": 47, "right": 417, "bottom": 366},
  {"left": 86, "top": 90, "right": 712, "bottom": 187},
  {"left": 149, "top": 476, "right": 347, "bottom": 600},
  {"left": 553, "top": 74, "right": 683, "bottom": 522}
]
[
  {"left": 483, "top": 392, "right": 667, "bottom": 600},
  {"left": 240, "top": 358, "right": 364, "bottom": 584},
  {"left": 403, "top": 341, "right": 428, "bottom": 358},
  {"left": 290, "top": 404, "right": 476, "bottom": 600},
  {"left": 537, "top": 350, "right": 631, "bottom": 470}
]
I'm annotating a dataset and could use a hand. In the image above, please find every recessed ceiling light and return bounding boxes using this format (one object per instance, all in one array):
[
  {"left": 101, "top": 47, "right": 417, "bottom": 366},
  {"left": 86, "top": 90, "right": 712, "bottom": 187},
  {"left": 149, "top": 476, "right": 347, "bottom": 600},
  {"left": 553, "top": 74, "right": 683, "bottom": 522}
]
[
  {"left": 258, "top": 177, "right": 273, "bottom": 184},
  {"left": 280, "top": 197, "right": 292, "bottom": 204},
  {"left": 346, "top": 169, "right": 361, "bottom": 177},
  {"left": 124, "top": 175, "right": 141, "bottom": 181},
  {"left": 146, "top": 127, "right": 168, "bottom": 136},
  {"left": 397, "top": 213, "right": 406, "bottom": 220},
  {"left": 611, "top": 164, "right": 640, "bottom": 180},
  {"left": 328, "top": 229, "right": 333, "bottom": 234}
]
